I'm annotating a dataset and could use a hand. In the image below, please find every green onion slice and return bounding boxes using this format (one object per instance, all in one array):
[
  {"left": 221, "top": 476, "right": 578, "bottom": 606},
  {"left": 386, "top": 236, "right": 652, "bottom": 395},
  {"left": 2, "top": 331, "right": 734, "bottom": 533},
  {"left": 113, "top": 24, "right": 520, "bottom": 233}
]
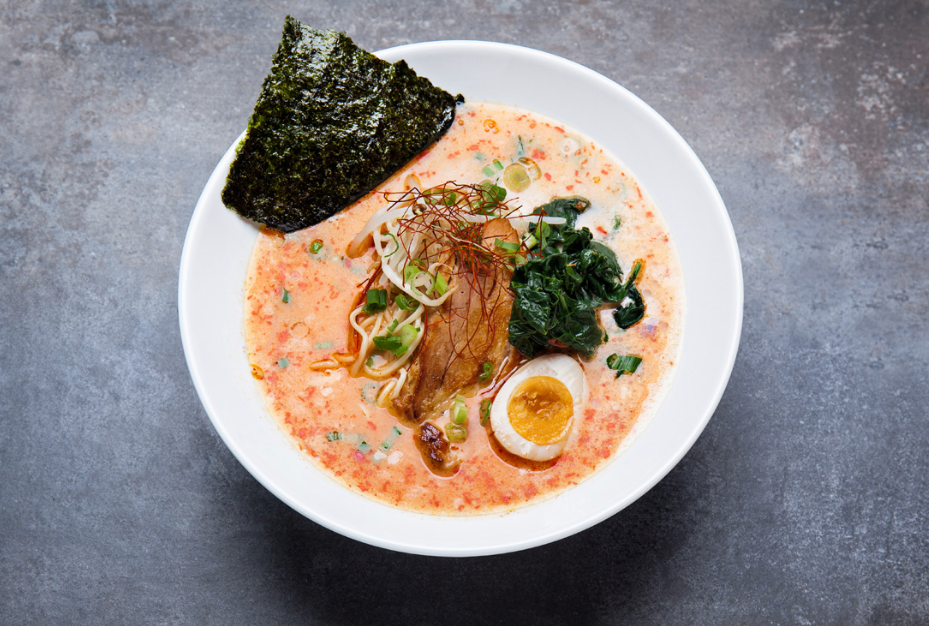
[
  {"left": 445, "top": 423, "right": 468, "bottom": 443},
  {"left": 494, "top": 238, "right": 520, "bottom": 253},
  {"left": 281, "top": 288, "right": 290, "bottom": 303},
  {"left": 452, "top": 394, "right": 468, "bottom": 425},
  {"left": 480, "top": 399, "right": 492, "bottom": 425},
  {"left": 398, "top": 324, "right": 418, "bottom": 348},
  {"left": 373, "top": 334, "right": 403, "bottom": 353},
  {"left": 606, "top": 354, "right": 643, "bottom": 378},
  {"left": 395, "top": 294, "right": 418, "bottom": 311},
  {"left": 404, "top": 260, "right": 425, "bottom": 284},
  {"left": 309, "top": 239, "right": 324, "bottom": 254},
  {"left": 384, "top": 233, "right": 400, "bottom": 257},
  {"left": 362, "top": 288, "right": 388, "bottom": 314},
  {"left": 361, "top": 382, "right": 380, "bottom": 404},
  {"left": 433, "top": 272, "right": 448, "bottom": 296},
  {"left": 277, "top": 358, "right": 289, "bottom": 368},
  {"left": 479, "top": 362, "right": 493, "bottom": 382}
]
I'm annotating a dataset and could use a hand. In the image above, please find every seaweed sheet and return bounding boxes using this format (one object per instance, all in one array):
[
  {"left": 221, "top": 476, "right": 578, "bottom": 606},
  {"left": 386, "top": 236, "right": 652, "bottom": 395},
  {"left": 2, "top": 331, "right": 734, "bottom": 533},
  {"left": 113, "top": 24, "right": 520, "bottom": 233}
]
[{"left": 221, "top": 17, "right": 461, "bottom": 233}]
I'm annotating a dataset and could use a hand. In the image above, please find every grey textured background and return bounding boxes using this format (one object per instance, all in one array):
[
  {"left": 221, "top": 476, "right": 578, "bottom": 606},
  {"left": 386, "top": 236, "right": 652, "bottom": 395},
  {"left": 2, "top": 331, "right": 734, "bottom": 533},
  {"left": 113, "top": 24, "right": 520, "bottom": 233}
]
[{"left": 2, "top": 0, "right": 928, "bottom": 624}]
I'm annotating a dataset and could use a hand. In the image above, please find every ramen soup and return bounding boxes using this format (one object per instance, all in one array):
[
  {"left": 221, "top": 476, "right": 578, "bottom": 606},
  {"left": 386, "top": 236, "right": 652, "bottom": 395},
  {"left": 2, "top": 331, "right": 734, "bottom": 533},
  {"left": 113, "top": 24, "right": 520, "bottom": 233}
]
[{"left": 243, "top": 101, "right": 685, "bottom": 515}]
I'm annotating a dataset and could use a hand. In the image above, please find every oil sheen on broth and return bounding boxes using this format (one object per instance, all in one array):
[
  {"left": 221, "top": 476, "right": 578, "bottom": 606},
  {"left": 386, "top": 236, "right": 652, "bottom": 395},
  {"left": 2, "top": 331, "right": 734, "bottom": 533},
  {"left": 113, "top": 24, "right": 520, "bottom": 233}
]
[{"left": 243, "top": 101, "right": 685, "bottom": 515}]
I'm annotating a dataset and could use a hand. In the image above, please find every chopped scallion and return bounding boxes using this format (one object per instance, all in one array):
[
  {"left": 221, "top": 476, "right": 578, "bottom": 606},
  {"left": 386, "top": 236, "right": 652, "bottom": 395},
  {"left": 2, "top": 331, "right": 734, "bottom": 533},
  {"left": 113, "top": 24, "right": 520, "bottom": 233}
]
[
  {"left": 357, "top": 441, "right": 370, "bottom": 454},
  {"left": 379, "top": 426, "right": 403, "bottom": 452},
  {"left": 384, "top": 233, "right": 400, "bottom": 257},
  {"left": 452, "top": 394, "right": 468, "bottom": 425},
  {"left": 606, "top": 354, "right": 643, "bottom": 378},
  {"left": 482, "top": 165, "right": 495, "bottom": 177},
  {"left": 433, "top": 272, "right": 448, "bottom": 296},
  {"left": 493, "top": 159, "right": 503, "bottom": 171},
  {"left": 326, "top": 431, "right": 342, "bottom": 442},
  {"left": 281, "top": 288, "right": 290, "bottom": 303},
  {"left": 404, "top": 263, "right": 421, "bottom": 283},
  {"left": 445, "top": 423, "right": 468, "bottom": 443},
  {"left": 480, "top": 399, "right": 492, "bottom": 425},
  {"left": 309, "top": 239, "right": 324, "bottom": 254},
  {"left": 277, "top": 358, "right": 289, "bottom": 368},
  {"left": 395, "top": 294, "right": 418, "bottom": 311},
  {"left": 361, "top": 382, "right": 380, "bottom": 404},
  {"left": 398, "top": 324, "right": 418, "bottom": 348},
  {"left": 495, "top": 238, "right": 520, "bottom": 253},
  {"left": 387, "top": 319, "right": 399, "bottom": 333},
  {"left": 479, "top": 361, "right": 493, "bottom": 382},
  {"left": 362, "top": 288, "right": 388, "bottom": 314},
  {"left": 373, "top": 334, "right": 403, "bottom": 353}
]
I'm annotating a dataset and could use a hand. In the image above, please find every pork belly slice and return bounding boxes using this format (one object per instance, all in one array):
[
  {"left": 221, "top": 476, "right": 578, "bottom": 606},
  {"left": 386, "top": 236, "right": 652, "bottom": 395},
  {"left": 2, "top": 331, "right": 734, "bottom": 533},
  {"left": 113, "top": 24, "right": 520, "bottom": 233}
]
[{"left": 394, "top": 218, "right": 518, "bottom": 425}]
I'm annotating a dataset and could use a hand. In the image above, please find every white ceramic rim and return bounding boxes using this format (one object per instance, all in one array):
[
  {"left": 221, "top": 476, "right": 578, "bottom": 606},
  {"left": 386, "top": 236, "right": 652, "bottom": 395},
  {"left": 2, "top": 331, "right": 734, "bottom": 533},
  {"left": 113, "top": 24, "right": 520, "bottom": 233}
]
[{"left": 179, "top": 40, "right": 743, "bottom": 556}]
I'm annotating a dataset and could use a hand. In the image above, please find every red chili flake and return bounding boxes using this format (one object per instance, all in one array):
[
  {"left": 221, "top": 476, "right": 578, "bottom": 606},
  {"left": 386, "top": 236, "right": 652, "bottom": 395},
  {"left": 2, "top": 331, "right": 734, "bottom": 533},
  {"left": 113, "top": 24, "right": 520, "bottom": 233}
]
[
  {"left": 596, "top": 226, "right": 608, "bottom": 235},
  {"left": 531, "top": 149, "right": 546, "bottom": 160},
  {"left": 565, "top": 185, "right": 574, "bottom": 190},
  {"left": 554, "top": 126, "right": 565, "bottom": 133},
  {"left": 646, "top": 211, "right": 654, "bottom": 218},
  {"left": 367, "top": 421, "right": 376, "bottom": 431},
  {"left": 468, "top": 144, "right": 479, "bottom": 151},
  {"left": 544, "top": 172, "right": 552, "bottom": 181},
  {"left": 353, "top": 451, "right": 365, "bottom": 462},
  {"left": 344, "top": 258, "right": 352, "bottom": 268}
]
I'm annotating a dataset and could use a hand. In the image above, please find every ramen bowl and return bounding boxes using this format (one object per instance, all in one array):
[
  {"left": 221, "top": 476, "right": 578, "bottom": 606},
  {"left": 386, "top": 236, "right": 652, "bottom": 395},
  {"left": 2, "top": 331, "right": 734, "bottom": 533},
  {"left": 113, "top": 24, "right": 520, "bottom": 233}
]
[{"left": 178, "top": 40, "right": 742, "bottom": 556}]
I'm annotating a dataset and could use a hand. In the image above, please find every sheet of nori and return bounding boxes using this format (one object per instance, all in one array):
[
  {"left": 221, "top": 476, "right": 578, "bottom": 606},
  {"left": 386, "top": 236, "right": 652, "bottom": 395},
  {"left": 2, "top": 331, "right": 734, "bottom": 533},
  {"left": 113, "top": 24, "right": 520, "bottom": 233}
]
[{"left": 221, "top": 16, "right": 460, "bottom": 233}]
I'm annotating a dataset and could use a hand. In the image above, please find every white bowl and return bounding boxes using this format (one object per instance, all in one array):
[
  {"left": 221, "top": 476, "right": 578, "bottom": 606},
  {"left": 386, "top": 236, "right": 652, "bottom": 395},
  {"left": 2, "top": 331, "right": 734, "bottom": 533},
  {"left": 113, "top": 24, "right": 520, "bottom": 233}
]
[{"left": 178, "top": 40, "right": 742, "bottom": 556}]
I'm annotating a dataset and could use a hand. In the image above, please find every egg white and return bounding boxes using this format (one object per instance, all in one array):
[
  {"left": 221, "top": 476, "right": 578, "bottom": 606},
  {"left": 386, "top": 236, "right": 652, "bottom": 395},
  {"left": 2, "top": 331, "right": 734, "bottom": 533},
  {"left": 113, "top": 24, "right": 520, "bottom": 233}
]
[{"left": 490, "top": 354, "right": 588, "bottom": 461}]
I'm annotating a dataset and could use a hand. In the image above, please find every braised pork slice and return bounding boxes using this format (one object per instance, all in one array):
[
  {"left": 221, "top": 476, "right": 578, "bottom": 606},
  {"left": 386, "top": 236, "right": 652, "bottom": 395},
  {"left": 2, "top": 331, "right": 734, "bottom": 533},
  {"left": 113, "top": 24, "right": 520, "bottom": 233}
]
[
  {"left": 394, "top": 218, "right": 518, "bottom": 424},
  {"left": 415, "top": 422, "right": 458, "bottom": 476}
]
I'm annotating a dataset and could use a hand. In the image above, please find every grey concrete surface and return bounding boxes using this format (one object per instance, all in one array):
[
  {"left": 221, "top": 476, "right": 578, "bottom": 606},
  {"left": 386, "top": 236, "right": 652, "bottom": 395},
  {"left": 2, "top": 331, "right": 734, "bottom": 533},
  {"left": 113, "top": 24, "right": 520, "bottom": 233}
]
[{"left": 1, "top": 0, "right": 927, "bottom": 624}]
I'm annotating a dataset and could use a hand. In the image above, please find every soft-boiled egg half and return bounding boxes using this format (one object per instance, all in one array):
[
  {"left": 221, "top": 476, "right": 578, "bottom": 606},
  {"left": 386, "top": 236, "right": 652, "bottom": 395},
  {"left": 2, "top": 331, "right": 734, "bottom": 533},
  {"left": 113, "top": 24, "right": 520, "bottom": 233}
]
[{"left": 490, "top": 354, "right": 588, "bottom": 461}]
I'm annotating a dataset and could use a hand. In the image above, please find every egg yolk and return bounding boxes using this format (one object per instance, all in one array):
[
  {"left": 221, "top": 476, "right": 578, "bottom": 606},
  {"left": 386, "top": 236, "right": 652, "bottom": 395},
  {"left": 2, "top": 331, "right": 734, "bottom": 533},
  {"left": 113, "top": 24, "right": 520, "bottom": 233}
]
[{"left": 507, "top": 376, "right": 574, "bottom": 445}]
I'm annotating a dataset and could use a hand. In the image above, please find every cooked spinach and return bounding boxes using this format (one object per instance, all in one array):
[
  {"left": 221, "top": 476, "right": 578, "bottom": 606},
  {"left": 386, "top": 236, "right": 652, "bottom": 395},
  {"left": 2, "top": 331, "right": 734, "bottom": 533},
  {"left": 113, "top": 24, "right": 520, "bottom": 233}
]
[
  {"left": 612, "top": 260, "right": 646, "bottom": 329},
  {"left": 507, "top": 198, "right": 646, "bottom": 358},
  {"left": 222, "top": 16, "right": 461, "bottom": 233}
]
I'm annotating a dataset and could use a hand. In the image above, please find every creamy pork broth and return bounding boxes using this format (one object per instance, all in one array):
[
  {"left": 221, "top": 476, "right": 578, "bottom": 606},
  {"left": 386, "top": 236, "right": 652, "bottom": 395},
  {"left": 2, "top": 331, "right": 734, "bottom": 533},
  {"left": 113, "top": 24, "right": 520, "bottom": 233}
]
[{"left": 243, "top": 101, "right": 684, "bottom": 515}]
